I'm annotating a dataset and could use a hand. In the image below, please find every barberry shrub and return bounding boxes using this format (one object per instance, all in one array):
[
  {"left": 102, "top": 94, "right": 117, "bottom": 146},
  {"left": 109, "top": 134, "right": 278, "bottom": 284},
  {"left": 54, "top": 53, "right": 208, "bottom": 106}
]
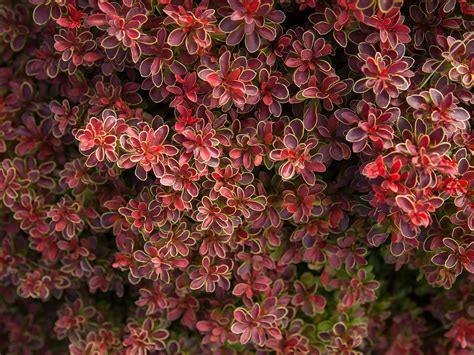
[{"left": 0, "top": 0, "right": 472, "bottom": 353}]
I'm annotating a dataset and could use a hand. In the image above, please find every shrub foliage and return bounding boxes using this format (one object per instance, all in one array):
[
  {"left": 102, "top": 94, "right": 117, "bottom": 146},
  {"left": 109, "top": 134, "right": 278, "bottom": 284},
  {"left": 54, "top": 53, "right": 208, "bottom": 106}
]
[{"left": 0, "top": 0, "right": 473, "bottom": 353}]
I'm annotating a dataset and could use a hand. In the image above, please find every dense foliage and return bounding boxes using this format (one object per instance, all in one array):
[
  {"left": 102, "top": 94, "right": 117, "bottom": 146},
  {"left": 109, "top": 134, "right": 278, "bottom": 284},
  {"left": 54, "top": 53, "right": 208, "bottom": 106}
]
[{"left": 0, "top": 0, "right": 473, "bottom": 353}]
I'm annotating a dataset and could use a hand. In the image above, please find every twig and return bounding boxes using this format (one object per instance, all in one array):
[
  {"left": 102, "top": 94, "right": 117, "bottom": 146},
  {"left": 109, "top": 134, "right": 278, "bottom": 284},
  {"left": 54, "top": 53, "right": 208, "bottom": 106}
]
[{"left": 418, "top": 32, "right": 474, "bottom": 89}]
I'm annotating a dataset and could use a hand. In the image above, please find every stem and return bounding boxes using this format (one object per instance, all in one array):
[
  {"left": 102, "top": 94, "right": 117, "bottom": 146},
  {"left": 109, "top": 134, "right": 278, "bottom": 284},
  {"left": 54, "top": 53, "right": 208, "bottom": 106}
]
[{"left": 419, "top": 32, "right": 473, "bottom": 89}]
